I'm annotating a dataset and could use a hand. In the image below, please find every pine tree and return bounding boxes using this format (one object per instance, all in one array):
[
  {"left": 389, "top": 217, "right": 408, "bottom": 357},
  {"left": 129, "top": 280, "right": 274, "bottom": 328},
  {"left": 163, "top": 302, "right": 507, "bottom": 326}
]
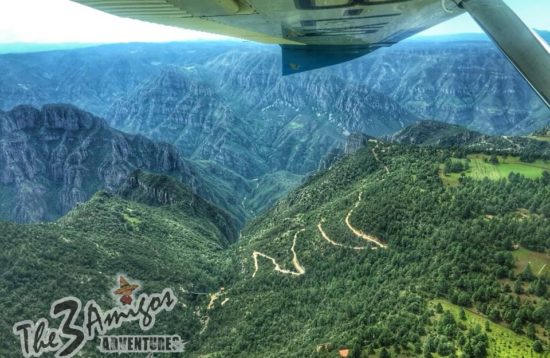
[
  {"left": 513, "top": 279, "right": 523, "bottom": 294},
  {"left": 520, "top": 264, "right": 534, "bottom": 282},
  {"left": 526, "top": 323, "right": 536, "bottom": 339},
  {"left": 459, "top": 308, "right": 466, "bottom": 321},
  {"left": 532, "top": 340, "right": 543, "bottom": 353},
  {"left": 379, "top": 347, "right": 390, "bottom": 358}
]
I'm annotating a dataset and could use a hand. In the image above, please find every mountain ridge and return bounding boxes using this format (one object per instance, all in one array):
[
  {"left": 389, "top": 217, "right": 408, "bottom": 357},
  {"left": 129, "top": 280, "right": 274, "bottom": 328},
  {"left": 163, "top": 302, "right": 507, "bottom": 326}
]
[
  {"left": 0, "top": 129, "right": 549, "bottom": 356},
  {"left": 0, "top": 171, "right": 238, "bottom": 356},
  {"left": 0, "top": 103, "right": 245, "bottom": 224},
  {"left": 391, "top": 120, "right": 550, "bottom": 159}
]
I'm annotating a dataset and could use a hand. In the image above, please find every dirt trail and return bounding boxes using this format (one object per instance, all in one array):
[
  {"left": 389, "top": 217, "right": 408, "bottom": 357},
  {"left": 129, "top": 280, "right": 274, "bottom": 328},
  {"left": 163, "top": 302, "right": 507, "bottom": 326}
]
[
  {"left": 252, "top": 229, "right": 306, "bottom": 278},
  {"left": 316, "top": 142, "right": 389, "bottom": 250},
  {"left": 503, "top": 136, "right": 521, "bottom": 149},
  {"left": 372, "top": 143, "right": 390, "bottom": 174},
  {"left": 199, "top": 287, "right": 227, "bottom": 334},
  {"left": 317, "top": 219, "right": 366, "bottom": 250},
  {"left": 207, "top": 289, "right": 224, "bottom": 310},
  {"left": 252, "top": 142, "right": 388, "bottom": 275},
  {"left": 199, "top": 315, "right": 210, "bottom": 335},
  {"left": 345, "top": 192, "right": 387, "bottom": 249}
]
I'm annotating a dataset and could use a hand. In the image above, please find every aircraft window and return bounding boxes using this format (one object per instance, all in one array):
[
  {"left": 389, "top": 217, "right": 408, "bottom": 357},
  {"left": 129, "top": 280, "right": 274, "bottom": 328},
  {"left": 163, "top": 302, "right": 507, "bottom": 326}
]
[
  {"left": 313, "top": 0, "right": 351, "bottom": 6},
  {"left": 299, "top": 0, "right": 412, "bottom": 9},
  {"left": 343, "top": 8, "right": 364, "bottom": 16}
]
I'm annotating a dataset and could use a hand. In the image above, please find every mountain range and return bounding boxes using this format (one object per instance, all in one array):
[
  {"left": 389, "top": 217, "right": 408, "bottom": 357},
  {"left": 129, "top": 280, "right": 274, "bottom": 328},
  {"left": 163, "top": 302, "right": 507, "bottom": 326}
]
[
  {"left": 0, "top": 36, "right": 549, "bottom": 356},
  {"left": 1, "top": 124, "right": 548, "bottom": 356},
  {"left": 0, "top": 104, "right": 243, "bottom": 225},
  {"left": 0, "top": 38, "right": 547, "bottom": 224}
]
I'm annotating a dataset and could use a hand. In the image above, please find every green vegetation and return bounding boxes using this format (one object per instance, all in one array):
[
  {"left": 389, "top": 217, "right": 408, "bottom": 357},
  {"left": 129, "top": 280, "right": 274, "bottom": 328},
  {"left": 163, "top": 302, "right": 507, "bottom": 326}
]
[
  {"left": 243, "top": 171, "right": 303, "bottom": 216},
  {"left": 513, "top": 247, "right": 550, "bottom": 279},
  {"left": 0, "top": 173, "right": 237, "bottom": 357},
  {"left": 440, "top": 154, "right": 550, "bottom": 186},
  {"left": 194, "top": 161, "right": 304, "bottom": 222},
  {"left": 529, "top": 126, "right": 550, "bottom": 142},
  {"left": 531, "top": 136, "right": 550, "bottom": 143},
  {"left": 432, "top": 300, "right": 543, "bottom": 357},
  {"left": 194, "top": 143, "right": 549, "bottom": 357},
  {"left": 1, "top": 142, "right": 549, "bottom": 357}
]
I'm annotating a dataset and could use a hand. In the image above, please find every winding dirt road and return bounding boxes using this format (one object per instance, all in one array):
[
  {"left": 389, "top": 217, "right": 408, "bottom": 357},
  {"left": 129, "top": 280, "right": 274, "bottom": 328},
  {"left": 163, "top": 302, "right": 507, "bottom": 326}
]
[
  {"left": 317, "top": 219, "right": 366, "bottom": 250},
  {"left": 316, "top": 142, "right": 389, "bottom": 250},
  {"left": 251, "top": 142, "right": 389, "bottom": 277},
  {"left": 200, "top": 287, "right": 228, "bottom": 334},
  {"left": 345, "top": 192, "right": 387, "bottom": 249},
  {"left": 252, "top": 229, "right": 306, "bottom": 278}
]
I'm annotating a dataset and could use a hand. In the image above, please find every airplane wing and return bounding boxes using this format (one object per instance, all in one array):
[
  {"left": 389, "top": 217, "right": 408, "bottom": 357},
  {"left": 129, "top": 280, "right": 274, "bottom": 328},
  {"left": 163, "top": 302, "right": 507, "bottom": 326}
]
[{"left": 72, "top": 0, "right": 549, "bottom": 107}]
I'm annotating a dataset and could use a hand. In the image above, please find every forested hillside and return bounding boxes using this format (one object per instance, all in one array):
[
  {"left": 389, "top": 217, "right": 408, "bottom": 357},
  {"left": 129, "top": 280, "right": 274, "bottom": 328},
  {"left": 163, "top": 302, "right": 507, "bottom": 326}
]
[
  {"left": 0, "top": 36, "right": 549, "bottom": 357},
  {"left": 1, "top": 135, "right": 549, "bottom": 357},
  {"left": 195, "top": 141, "right": 550, "bottom": 357},
  {"left": 0, "top": 171, "right": 237, "bottom": 357}
]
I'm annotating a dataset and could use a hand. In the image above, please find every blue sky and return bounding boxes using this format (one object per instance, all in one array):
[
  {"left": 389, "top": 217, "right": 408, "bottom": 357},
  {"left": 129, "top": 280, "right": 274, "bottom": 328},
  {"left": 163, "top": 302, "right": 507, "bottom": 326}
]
[{"left": 0, "top": 0, "right": 547, "bottom": 44}]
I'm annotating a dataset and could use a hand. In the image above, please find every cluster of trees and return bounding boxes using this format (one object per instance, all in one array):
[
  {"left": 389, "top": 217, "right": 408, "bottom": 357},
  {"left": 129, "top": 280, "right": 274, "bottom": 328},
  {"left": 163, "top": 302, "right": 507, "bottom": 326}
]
[
  {"left": 443, "top": 158, "right": 469, "bottom": 174},
  {"left": 197, "top": 142, "right": 549, "bottom": 356},
  {"left": 4, "top": 139, "right": 546, "bottom": 357},
  {"left": 0, "top": 189, "right": 232, "bottom": 357}
]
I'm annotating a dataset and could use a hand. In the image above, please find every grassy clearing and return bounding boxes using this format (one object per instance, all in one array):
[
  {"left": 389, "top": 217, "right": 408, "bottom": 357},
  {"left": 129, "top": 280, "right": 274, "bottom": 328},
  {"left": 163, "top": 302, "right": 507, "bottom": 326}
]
[
  {"left": 440, "top": 155, "right": 550, "bottom": 186},
  {"left": 432, "top": 300, "right": 545, "bottom": 357},
  {"left": 513, "top": 247, "right": 550, "bottom": 278},
  {"left": 528, "top": 136, "right": 550, "bottom": 143},
  {"left": 439, "top": 165, "right": 460, "bottom": 187}
]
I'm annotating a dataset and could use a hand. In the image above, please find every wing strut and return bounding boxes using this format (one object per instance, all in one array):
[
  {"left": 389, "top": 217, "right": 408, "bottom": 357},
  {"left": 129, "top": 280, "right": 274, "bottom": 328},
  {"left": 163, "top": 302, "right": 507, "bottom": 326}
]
[{"left": 457, "top": 0, "right": 550, "bottom": 108}]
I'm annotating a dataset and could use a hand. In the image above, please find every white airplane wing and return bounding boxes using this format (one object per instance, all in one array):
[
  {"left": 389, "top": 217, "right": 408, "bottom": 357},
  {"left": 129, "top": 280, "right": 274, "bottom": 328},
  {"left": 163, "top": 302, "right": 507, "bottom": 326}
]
[{"left": 72, "top": 0, "right": 549, "bottom": 106}]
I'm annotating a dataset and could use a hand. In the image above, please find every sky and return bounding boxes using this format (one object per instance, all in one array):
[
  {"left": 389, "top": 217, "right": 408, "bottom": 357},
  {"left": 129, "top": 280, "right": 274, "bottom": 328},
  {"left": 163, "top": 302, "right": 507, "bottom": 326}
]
[{"left": 0, "top": 0, "right": 547, "bottom": 44}]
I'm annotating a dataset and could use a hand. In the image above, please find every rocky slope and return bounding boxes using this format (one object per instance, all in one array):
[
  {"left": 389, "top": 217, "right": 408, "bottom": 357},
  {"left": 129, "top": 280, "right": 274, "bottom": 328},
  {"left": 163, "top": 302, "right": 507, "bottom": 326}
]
[
  {"left": 119, "top": 170, "right": 238, "bottom": 243},
  {"left": 391, "top": 120, "right": 484, "bottom": 146},
  {"left": 0, "top": 39, "right": 547, "bottom": 220},
  {"left": 108, "top": 67, "right": 266, "bottom": 178},
  {"left": 1, "top": 40, "right": 545, "bottom": 154},
  {"left": 0, "top": 42, "right": 243, "bottom": 117},
  {"left": 0, "top": 104, "right": 243, "bottom": 223},
  {"left": 330, "top": 40, "right": 549, "bottom": 134}
]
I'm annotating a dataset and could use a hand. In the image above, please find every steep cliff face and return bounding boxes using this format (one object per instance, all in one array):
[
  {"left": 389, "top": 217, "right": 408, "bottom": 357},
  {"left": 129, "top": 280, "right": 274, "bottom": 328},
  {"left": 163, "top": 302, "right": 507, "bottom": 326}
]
[
  {"left": 105, "top": 56, "right": 416, "bottom": 179},
  {"left": 0, "top": 40, "right": 547, "bottom": 220},
  {"left": 344, "top": 133, "right": 375, "bottom": 155},
  {"left": 210, "top": 51, "right": 418, "bottom": 134},
  {"left": 206, "top": 50, "right": 416, "bottom": 174},
  {"left": 108, "top": 67, "right": 266, "bottom": 178},
  {"left": 0, "top": 104, "right": 236, "bottom": 223},
  {"left": 330, "top": 41, "right": 548, "bottom": 134},
  {"left": 0, "top": 42, "right": 244, "bottom": 117},
  {"left": 2, "top": 40, "right": 545, "bottom": 181}
]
